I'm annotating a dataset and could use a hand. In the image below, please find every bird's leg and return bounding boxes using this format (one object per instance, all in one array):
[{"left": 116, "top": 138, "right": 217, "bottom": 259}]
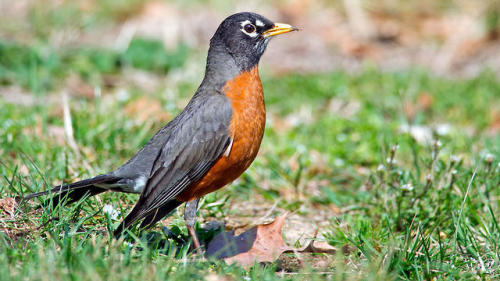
[{"left": 184, "top": 198, "right": 202, "bottom": 254}]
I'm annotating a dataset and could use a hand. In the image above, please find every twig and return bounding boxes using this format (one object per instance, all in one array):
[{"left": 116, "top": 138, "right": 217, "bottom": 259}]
[{"left": 61, "top": 91, "right": 93, "bottom": 173}]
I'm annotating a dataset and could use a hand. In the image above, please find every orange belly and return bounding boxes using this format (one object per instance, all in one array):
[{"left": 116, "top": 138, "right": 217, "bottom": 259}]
[{"left": 176, "top": 67, "right": 265, "bottom": 202}]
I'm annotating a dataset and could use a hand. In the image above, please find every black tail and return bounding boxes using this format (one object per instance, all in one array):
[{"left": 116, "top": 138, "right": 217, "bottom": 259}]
[
  {"left": 113, "top": 199, "right": 182, "bottom": 238},
  {"left": 24, "top": 174, "right": 118, "bottom": 206}
]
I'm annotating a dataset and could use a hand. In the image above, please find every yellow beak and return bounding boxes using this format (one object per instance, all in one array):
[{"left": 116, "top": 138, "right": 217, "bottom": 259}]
[{"left": 262, "top": 23, "right": 298, "bottom": 38}]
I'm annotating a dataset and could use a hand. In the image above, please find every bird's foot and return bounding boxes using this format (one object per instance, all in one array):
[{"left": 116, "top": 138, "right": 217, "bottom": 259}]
[{"left": 187, "top": 225, "right": 203, "bottom": 255}]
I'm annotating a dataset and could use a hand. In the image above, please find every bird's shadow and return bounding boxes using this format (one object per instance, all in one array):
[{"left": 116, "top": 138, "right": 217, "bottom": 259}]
[{"left": 124, "top": 221, "right": 226, "bottom": 257}]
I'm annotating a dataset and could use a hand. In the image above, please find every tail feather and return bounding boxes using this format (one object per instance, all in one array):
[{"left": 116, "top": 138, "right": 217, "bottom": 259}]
[
  {"left": 24, "top": 174, "right": 118, "bottom": 205},
  {"left": 48, "top": 186, "right": 108, "bottom": 207}
]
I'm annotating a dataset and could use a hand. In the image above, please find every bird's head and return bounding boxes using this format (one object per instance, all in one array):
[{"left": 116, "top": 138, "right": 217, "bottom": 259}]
[{"left": 209, "top": 12, "right": 297, "bottom": 71}]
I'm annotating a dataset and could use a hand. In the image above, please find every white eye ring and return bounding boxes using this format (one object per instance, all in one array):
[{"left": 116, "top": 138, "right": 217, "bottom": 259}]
[{"left": 240, "top": 20, "right": 258, "bottom": 37}]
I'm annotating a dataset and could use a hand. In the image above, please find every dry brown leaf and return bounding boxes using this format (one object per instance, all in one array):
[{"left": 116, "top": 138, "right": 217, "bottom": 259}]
[
  {"left": 0, "top": 197, "right": 18, "bottom": 219},
  {"left": 206, "top": 214, "right": 292, "bottom": 267},
  {"left": 293, "top": 229, "right": 337, "bottom": 255},
  {"left": 306, "top": 241, "right": 336, "bottom": 254},
  {"left": 278, "top": 228, "right": 338, "bottom": 260},
  {"left": 206, "top": 214, "right": 337, "bottom": 268}
]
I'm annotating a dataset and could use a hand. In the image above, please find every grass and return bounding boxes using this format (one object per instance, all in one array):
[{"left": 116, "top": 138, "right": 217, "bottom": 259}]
[
  {"left": 0, "top": 38, "right": 189, "bottom": 92},
  {"left": 1, "top": 26, "right": 500, "bottom": 281}
]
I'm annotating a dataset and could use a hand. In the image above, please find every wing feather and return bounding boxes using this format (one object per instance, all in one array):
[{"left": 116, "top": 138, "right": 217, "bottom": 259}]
[{"left": 114, "top": 94, "right": 232, "bottom": 235}]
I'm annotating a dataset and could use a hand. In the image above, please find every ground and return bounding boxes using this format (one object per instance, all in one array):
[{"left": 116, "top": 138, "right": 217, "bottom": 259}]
[{"left": 1, "top": 1, "right": 500, "bottom": 280}]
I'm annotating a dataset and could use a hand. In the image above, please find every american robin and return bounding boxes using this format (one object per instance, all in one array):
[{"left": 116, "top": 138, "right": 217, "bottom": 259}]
[{"left": 25, "top": 12, "right": 297, "bottom": 250}]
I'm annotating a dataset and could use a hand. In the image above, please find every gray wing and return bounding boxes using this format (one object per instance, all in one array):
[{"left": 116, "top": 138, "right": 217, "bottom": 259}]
[{"left": 114, "top": 94, "right": 232, "bottom": 234}]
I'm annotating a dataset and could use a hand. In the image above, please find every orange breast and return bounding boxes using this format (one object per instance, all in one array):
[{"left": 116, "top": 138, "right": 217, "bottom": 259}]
[{"left": 176, "top": 67, "right": 265, "bottom": 202}]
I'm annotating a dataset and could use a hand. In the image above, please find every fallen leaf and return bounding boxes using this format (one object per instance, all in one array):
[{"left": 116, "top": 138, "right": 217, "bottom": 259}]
[
  {"left": 0, "top": 197, "right": 18, "bottom": 219},
  {"left": 206, "top": 214, "right": 337, "bottom": 268},
  {"left": 206, "top": 214, "right": 292, "bottom": 267},
  {"left": 293, "top": 229, "right": 337, "bottom": 255}
]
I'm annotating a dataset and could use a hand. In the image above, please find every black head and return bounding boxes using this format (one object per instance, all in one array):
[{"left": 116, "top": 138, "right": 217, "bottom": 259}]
[{"left": 209, "top": 12, "right": 297, "bottom": 71}]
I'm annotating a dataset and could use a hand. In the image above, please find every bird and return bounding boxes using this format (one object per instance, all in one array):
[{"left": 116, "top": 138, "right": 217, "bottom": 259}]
[{"left": 24, "top": 12, "right": 297, "bottom": 251}]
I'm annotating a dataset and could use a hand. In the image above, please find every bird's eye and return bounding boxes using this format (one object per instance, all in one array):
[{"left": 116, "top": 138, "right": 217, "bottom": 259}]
[{"left": 244, "top": 23, "right": 256, "bottom": 34}]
